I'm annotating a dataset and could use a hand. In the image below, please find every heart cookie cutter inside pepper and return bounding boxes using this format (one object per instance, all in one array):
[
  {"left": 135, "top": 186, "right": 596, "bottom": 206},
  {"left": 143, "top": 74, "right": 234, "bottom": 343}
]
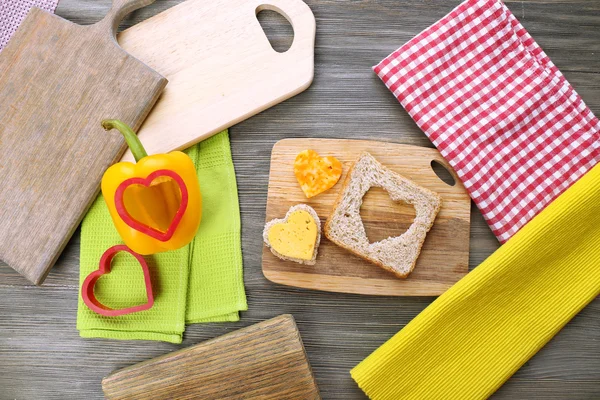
[
  {"left": 101, "top": 120, "right": 202, "bottom": 255},
  {"left": 82, "top": 245, "right": 154, "bottom": 317}
]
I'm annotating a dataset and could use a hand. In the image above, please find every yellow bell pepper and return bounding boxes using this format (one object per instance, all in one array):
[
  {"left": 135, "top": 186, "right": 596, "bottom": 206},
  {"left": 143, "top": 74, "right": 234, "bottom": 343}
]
[{"left": 100, "top": 119, "right": 201, "bottom": 255}]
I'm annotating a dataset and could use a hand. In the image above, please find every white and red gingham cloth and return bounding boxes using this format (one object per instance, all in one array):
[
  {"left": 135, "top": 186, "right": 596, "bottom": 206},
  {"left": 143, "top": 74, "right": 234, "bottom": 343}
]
[
  {"left": 374, "top": 0, "right": 600, "bottom": 243},
  {"left": 0, "top": 0, "right": 59, "bottom": 52}
]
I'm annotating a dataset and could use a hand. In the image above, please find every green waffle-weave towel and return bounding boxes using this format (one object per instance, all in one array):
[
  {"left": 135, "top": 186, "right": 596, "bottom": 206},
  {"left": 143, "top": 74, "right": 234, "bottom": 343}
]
[{"left": 77, "top": 131, "right": 247, "bottom": 343}]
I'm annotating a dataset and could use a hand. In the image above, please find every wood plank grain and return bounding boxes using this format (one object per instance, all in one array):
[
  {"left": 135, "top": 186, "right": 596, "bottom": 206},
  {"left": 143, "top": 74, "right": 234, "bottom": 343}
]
[
  {"left": 0, "top": 0, "right": 599, "bottom": 399},
  {"left": 0, "top": 0, "right": 166, "bottom": 284},
  {"left": 102, "top": 315, "right": 320, "bottom": 399},
  {"left": 263, "top": 139, "right": 470, "bottom": 296}
]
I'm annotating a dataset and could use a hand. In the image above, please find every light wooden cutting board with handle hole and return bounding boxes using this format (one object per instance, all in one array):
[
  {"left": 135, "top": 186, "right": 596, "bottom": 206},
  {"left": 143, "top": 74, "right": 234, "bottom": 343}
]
[
  {"left": 0, "top": 0, "right": 166, "bottom": 285},
  {"left": 262, "top": 139, "right": 471, "bottom": 296},
  {"left": 118, "top": 0, "right": 316, "bottom": 161}
]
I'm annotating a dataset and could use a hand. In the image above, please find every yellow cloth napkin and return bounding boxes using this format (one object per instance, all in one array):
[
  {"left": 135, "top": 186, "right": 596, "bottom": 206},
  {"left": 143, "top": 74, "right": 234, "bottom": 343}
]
[{"left": 351, "top": 163, "right": 600, "bottom": 399}]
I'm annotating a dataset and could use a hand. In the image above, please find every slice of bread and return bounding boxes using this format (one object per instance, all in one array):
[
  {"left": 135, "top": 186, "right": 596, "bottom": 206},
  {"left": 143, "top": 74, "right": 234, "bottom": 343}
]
[
  {"left": 263, "top": 204, "right": 321, "bottom": 265},
  {"left": 324, "top": 152, "right": 441, "bottom": 278}
]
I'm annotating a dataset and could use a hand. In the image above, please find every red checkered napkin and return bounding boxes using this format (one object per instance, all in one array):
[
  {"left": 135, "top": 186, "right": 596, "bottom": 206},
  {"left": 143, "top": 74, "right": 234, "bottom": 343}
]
[{"left": 374, "top": 0, "right": 600, "bottom": 243}]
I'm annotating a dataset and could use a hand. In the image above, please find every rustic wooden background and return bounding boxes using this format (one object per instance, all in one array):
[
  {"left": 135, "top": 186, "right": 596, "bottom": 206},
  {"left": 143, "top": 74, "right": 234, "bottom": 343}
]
[{"left": 0, "top": 0, "right": 598, "bottom": 398}]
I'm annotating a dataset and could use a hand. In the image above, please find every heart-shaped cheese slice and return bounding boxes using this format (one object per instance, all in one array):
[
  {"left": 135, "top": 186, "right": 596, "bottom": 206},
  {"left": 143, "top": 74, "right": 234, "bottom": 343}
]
[
  {"left": 264, "top": 205, "right": 321, "bottom": 264},
  {"left": 294, "top": 150, "right": 342, "bottom": 198}
]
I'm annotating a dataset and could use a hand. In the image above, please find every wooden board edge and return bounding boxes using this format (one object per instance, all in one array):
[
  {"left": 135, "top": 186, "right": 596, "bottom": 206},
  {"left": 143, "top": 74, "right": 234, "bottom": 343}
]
[
  {"left": 284, "top": 314, "right": 322, "bottom": 399},
  {"left": 270, "top": 138, "right": 468, "bottom": 193},
  {"left": 262, "top": 268, "right": 461, "bottom": 296},
  {"left": 102, "top": 314, "right": 302, "bottom": 388}
]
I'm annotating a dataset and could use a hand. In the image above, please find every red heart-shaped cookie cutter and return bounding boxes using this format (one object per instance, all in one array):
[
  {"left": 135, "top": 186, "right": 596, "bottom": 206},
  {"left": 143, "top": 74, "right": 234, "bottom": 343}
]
[
  {"left": 81, "top": 245, "right": 154, "bottom": 317},
  {"left": 114, "top": 169, "right": 189, "bottom": 242}
]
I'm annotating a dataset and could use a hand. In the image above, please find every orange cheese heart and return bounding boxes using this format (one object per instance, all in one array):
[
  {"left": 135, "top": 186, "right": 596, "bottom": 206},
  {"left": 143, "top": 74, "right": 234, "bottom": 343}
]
[{"left": 294, "top": 150, "right": 342, "bottom": 198}]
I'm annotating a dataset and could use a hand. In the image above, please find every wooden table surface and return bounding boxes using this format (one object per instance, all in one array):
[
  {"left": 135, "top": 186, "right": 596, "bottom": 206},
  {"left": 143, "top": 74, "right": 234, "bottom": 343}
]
[{"left": 0, "top": 0, "right": 598, "bottom": 398}]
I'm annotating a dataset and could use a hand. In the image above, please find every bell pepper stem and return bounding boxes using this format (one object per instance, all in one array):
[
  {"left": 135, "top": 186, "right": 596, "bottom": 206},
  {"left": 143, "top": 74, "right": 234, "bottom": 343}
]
[{"left": 101, "top": 119, "right": 148, "bottom": 162}]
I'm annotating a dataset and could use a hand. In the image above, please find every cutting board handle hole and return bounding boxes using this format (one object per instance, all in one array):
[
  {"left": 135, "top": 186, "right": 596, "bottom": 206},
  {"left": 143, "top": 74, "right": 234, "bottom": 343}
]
[
  {"left": 431, "top": 160, "right": 455, "bottom": 186},
  {"left": 256, "top": 8, "right": 294, "bottom": 53}
]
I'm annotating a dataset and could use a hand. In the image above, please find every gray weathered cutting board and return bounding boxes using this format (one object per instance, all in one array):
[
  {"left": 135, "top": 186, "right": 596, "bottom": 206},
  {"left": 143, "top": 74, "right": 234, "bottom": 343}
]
[{"left": 0, "top": 0, "right": 166, "bottom": 284}]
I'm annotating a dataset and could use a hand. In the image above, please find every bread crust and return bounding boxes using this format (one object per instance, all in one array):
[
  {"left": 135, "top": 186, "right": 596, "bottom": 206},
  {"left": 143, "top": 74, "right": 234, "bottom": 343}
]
[
  {"left": 324, "top": 158, "right": 410, "bottom": 278},
  {"left": 263, "top": 204, "right": 321, "bottom": 265},
  {"left": 324, "top": 152, "right": 442, "bottom": 278}
]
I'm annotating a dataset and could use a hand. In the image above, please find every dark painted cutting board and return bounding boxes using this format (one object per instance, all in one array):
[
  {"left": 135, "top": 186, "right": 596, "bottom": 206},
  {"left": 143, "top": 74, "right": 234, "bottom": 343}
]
[
  {"left": 0, "top": 0, "right": 166, "bottom": 284},
  {"left": 102, "top": 315, "right": 321, "bottom": 399}
]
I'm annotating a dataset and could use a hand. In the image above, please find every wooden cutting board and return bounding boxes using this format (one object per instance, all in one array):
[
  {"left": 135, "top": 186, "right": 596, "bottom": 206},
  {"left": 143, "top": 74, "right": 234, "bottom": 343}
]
[
  {"left": 0, "top": 0, "right": 166, "bottom": 285},
  {"left": 262, "top": 139, "right": 471, "bottom": 296},
  {"left": 118, "top": 0, "right": 315, "bottom": 161},
  {"left": 102, "top": 315, "right": 321, "bottom": 399}
]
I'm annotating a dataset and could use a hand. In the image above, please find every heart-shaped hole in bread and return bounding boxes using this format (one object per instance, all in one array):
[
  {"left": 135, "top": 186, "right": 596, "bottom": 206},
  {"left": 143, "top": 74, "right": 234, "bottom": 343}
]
[
  {"left": 324, "top": 153, "right": 442, "bottom": 278},
  {"left": 360, "top": 186, "right": 416, "bottom": 244}
]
